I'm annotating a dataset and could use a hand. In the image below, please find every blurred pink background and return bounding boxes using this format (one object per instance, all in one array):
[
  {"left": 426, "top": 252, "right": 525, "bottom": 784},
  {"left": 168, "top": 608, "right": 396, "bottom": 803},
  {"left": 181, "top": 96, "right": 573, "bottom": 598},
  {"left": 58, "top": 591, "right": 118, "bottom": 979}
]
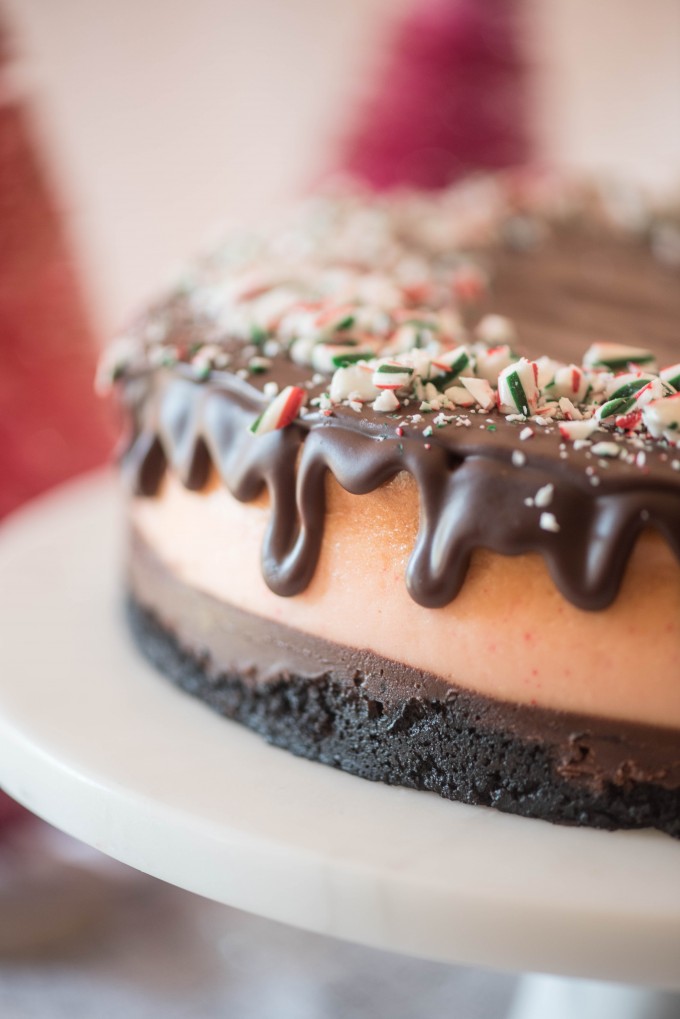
[{"left": 4, "top": 0, "right": 680, "bottom": 338}]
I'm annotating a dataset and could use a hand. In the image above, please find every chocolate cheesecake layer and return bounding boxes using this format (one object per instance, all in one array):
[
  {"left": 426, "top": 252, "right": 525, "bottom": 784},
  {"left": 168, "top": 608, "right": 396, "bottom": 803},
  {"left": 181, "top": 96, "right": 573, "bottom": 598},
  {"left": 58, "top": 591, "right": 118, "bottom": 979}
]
[{"left": 128, "top": 531, "right": 680, "bottom": 836}]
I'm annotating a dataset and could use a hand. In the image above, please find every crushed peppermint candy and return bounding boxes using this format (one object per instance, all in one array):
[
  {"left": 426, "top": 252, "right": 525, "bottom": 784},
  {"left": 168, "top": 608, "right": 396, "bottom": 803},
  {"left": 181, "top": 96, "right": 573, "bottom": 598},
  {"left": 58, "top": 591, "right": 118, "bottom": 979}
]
[
  {"left": 539, "top": 512, "right": 560, "bottom": 533},
  {"left": 642, "top": 393, "right": 680, "bottom": 444},
  {"left": 373, "top": 389, "right": 400, "bottom": 412},
  {"left": 591, "top": 441, "right": 623, "bottom": 459},
  {"left": 498, "top": 359, "right": 539, "bottom": 416},
  {"left": 249, "top": 385, "right": 306, "bottom": 436},
  {"left": 583, "top": 342, "right": 657, "bottom": 373},
  {"left": 534, "top": 483, "right": 554, "bottom": 507},
  {"left": 100, "top": 174, "right": 680, "bottom": 477}
]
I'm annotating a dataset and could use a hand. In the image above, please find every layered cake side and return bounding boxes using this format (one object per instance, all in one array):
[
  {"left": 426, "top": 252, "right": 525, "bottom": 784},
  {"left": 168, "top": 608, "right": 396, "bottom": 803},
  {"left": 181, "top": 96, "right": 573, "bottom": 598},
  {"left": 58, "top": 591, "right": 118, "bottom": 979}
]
[{"left": 102, "top": 174, "right": 680, "bottom": 835}]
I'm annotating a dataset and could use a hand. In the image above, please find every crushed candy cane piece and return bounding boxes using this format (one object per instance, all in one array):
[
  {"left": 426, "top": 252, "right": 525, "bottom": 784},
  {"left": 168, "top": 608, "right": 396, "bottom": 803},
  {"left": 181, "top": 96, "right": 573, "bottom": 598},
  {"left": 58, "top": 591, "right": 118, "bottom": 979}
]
[
  {"left": 551, "top": 364, "right": 589, "bottom": 401},
  {"left": 373, "top": 389, "right": 400, "bottom": 412},
  {"left": 592, "top": 441, "right": 622, "bottom": 458},
  {"left": 642, "top": 393, "right": 680, "bottom": 443},
  {"left": 583, "top": 342, "right": 657, "bottom": 373},
  {"left": 249, "top": 385, "right": 306, "bottom": 435},
  {"left": 534, "top": 483, "right": 554, "bottom": 507},
  {"left": 558, "top": 419, "right": 600, "bottom": 441},
  {"left": 373, "top": 361, "right": 414, "bottom": 391},
  {"left": 459, "top": 376, "right": 495, "bottom": 410},
  {"left": 498, "top": 359, "right": 539, "bottom": 415},
  {"left": 330, "top": 364, "right": 379, "bottom": 403},
  {"left": 660, "top": 363, "right": 680, "bottom": 390},
  {"left": 539, "top": 512, "right": 560, "bottom": 533}
]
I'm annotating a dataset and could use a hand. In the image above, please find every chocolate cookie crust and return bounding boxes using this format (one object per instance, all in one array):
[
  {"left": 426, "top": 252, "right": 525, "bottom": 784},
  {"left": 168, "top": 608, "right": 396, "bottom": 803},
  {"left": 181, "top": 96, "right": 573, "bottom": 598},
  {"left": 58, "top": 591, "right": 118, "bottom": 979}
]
[
  {"left": 126, "top": 531, "right": 680, "bottom": 839},
  {"left": 127, "top": 598, "right": 679, "bottom": 837}
]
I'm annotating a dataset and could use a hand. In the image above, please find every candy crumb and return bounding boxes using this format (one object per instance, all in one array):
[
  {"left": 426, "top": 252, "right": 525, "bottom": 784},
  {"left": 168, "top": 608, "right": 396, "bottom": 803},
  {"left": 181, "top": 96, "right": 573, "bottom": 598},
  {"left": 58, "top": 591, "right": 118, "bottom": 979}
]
[
  {"left": 534, "top": 483, "right": 554, "bottom": 508},
  {"left": 539, "top": 512, "right": 560, "bottom": 533}
]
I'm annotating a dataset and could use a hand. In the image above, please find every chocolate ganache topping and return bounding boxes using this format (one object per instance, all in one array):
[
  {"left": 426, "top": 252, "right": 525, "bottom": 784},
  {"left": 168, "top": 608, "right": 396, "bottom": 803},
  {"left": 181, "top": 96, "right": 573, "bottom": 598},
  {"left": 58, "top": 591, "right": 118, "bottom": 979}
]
[{"left": 103, "top": 173, "right": 680, "bottom": 612}]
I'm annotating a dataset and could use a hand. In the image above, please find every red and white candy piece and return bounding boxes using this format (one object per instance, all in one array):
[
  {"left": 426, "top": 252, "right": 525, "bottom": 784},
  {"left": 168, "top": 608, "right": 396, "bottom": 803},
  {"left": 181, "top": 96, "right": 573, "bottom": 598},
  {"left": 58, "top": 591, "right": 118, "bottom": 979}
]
[
  {"left": 551, "top": 364, "right": 590, "bottom": 402},
  {"left": 459, "top": 375, "right": 495, "bottom": 411},
  {"left": 558, "top": 419, "right": 600, "bottom": 442},
  {"left": 642, "top": 393, "right": 680, "bottom": 444},
  {"left": 497, "top": 358, "right": 540, "bottom": 415},
  {"left": 249, "top": 385, "right": 306, "bottom": 436}
]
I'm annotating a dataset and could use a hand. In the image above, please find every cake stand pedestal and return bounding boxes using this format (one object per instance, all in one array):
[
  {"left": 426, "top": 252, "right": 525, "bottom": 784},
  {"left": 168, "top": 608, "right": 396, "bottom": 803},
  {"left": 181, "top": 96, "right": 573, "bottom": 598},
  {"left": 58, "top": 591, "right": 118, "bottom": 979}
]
[{"left": 0, "top": 475, "right": 678, "bottom": 1016}]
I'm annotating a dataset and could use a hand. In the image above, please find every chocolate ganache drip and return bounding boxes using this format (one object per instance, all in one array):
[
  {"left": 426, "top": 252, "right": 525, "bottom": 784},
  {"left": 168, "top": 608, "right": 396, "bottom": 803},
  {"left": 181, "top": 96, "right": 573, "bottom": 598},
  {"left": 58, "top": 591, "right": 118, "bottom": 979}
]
[
  {"left": 124, "top": 363, "right": 680, "bottom": 612},
  {"left": 110, "top": 176, "right": 680, "bottom": 612}
]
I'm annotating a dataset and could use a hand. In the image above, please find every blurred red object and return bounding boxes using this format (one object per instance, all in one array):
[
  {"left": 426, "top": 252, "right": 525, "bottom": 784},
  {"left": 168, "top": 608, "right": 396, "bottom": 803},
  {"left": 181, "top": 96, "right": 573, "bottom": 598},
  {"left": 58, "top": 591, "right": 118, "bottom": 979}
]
[
  {"left": 0, "top": 24, "right": 114, "bottom": 825},
  {"left": 340, "top": 0, "right": 529, "bottom": 190}
]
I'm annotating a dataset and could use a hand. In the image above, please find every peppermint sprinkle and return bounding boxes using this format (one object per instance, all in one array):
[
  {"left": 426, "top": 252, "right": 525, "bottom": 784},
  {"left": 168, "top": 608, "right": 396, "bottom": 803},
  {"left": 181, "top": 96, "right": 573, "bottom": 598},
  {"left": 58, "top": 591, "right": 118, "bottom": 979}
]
[
  {"left": 534, "top": 483, "right": 554, "bottom": 508},
  {"left": 519, "top": 426, "right": 534, "bottom": 441},
  {"left": 373, "top": 389, "right": 400, "bottom": 412},
  {"left": 591, "top": 441, "right": 622, "bottom": 458},
  {"left": 512, "top": 450, "right": 526, "bottom": 467},
  {"left": 539, "top": 512, "right": 560, "bottom": 533}
]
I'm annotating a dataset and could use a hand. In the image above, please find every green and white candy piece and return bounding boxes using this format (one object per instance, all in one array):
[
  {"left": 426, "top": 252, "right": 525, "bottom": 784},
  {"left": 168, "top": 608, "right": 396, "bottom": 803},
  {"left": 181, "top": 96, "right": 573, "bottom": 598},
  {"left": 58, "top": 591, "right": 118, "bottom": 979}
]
[
  {"left": 605, "top": 371, "right": 657, "bottom": 400},
  {"left": 249, "top": 385, "right": 306, "bottom": 436},
  {"left": 372, "top": 360, "right": 415, "bottom": 391},
  {"left": 329, "top": 364, "right": 379, "bottom": 404},
  {"left": 583, "top": 342, "right": 657, "bottom": 373},
  {"left": 660, "top": 363, "right": 680, "bottom": 391},
  {"left": 430, "top": 345, "right": 473, "bottom": 389},
  {"left": 474, "top": 343, "right": 516, "bottom": 385},
  {"left": 597, "top": 376, "right": 670, "bottom": 421},
  {"left": 497, "top": 358, "right": 539, "bottom": 415},
  {"left": 642, "top": 393, "right": 680, "bottom": 443},
  {"left": 311, "top": 341, "right": 374, "bottom": 374}
]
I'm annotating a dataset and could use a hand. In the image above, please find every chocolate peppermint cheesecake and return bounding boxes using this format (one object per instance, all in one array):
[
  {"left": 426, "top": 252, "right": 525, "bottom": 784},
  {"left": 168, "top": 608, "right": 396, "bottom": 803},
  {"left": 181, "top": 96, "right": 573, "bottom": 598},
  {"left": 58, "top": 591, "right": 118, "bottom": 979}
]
[{"left": 101, "top": 173, "right": 680, "bottom": 835}]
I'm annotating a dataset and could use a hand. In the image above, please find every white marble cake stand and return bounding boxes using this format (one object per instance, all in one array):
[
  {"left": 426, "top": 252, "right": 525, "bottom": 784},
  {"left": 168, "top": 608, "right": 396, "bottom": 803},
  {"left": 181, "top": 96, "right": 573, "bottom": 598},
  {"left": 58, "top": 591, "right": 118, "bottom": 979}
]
[{"left": 0, "top": 474, "right": 678, "bottom": 1017}]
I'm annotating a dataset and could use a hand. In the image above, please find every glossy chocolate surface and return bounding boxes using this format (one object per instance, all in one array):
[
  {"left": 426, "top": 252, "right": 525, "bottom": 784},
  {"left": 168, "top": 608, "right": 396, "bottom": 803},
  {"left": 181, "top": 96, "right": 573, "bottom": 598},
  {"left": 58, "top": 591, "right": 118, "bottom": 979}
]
[{"left": 120, "top": 223, "right": 680, "bottom": 611}]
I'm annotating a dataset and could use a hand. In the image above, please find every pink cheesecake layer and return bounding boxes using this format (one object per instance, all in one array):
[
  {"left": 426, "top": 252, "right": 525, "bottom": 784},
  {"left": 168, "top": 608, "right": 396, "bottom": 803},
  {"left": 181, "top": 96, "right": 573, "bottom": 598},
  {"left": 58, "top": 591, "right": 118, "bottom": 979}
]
[{"left": 130, "top": 471, "right": 680, "bottom": 730}]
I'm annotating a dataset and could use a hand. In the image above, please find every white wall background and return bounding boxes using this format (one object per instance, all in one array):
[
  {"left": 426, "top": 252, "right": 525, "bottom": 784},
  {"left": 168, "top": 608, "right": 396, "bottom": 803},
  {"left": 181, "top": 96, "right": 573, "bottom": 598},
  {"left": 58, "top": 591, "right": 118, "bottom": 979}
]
[{"left": 5, "top": 0, "right": 680, "bottom": 336}]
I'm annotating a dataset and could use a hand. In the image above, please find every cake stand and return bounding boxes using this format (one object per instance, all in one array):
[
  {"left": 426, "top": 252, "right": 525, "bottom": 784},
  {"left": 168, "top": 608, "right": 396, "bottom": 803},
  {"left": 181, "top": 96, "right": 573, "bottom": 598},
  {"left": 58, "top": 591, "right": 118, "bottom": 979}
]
[{"left": 0, "top": 474, "right": 678, "bottom": 1017}]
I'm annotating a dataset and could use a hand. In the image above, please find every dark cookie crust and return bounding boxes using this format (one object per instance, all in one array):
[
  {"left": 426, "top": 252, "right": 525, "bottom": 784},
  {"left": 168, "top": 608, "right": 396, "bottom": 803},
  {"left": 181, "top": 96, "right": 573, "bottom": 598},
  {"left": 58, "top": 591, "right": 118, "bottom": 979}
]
[{"left": 128, "top": 597, "right": 680, "bottom": 837}]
